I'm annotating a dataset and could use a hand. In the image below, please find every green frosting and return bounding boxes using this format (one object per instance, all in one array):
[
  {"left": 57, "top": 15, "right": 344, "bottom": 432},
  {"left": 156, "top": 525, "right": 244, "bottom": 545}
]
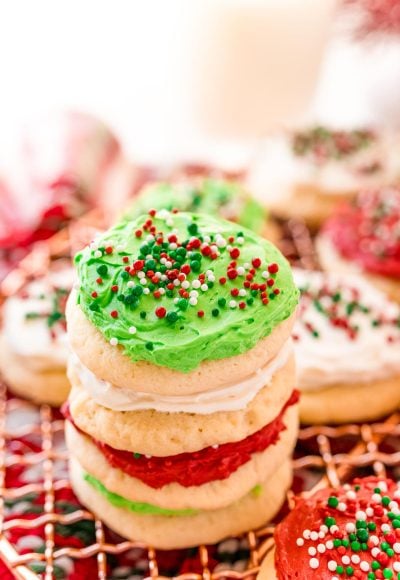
[
  {"left": 75, "top": 211, "right": 298, "bottom": 372},
  {"left": 123, "top": 178, "right": 267, "bottom": 234},
  {"left": 84, "top": 473, "right": 198, "bottom": 516}
]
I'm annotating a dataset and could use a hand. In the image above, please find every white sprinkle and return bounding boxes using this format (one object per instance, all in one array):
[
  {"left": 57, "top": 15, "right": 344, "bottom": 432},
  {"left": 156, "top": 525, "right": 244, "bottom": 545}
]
[
  {"left": 366, "top": 507, "right": 374, "bottom": 517},
  {"left": 160, "top": 258, "right": 166, "bottom": 265},
  {"left": 394, "top": 490, "right": 400, "bottom": 499},
  {"left": 394, "top": 542, "right": 400, "bottom": 554},
  {"left": 138, "top": 271, "right": 145, "bottom": 279},
  {"left": 207, "top": 275, "right": 215, "bottom": 282},
  {"left": 127, "top": 281, "right": 135, "bottom": 288},
  {"left": 371, "top": 547, "right": 380, "bottom": 558},
  {"left": 310, "top": 531, "right": 319, "bottom": 541},
  {"left": 238, "top": 289, "right": 247, "bottom": 297},
  {"left": 360, "top": 562, "right": 369, "bottom": 572},
  {"left": 243, "top": 262, "right": 250, "bottom": 269},
  {"left": 143, "top": 288, "right": 150, "bottom": 295},
  {"left": 173, "top": 298, "right": 179, "bottom": 304},
  {"left": 341, "top": 555, "right": 350, "bottom": 565},
  {"left": 320, "top": 525, "right": 328, "bottom": 534},
  {"left": 318, "top": 531, "right": 325, "bottom": 539},
  {"left": 173, "top": 279, "right": 180, "bottom": 286},
  {"left": 309, "top": 558, "right": 319, "bottom": 570},
  {"left": 169, "top": 242, "right": 177, "bottom": 250},
  {"left": 237, "top": 267, "right": 245, "bottom": 276},
  {"left": 201, "top": 284, "right": 208, "bottom": 292},
  {"left": 204, "top": 236, "right": 211, "bottom": 244},
  {"left": 129, "top": 326, "right": 137, "bottom": 334},
  {"left": 145, "top": 454, "right": 152, "bottom": 459},
  {"left": 216, "top": 237, "right": 227, "bottom": 248},
  {"left": 165, "top": 261, "right": 172, "bottom": 268},
  {"left": 329, "top": 525, "right": 339, "bottom": 534},
  {"left": 317, "top": 544, "right": 325, "bottom": 554},
  {"left": 303, "top": 529, "right": 311, "bottom": 540},
  {"left": 158, "top": 288, "right": 165, "bottom": 295},
  {"left": 190, "top": 290, "right": 199, "bottom": 298},
  {"left": 227, "top": 245, "right": 232, "bottom": 252},
  {"left": 346, "top": 491, "right": 356, "bottom": 500},
  {"left": 345, "top": 523, "right": 355, "bottom": 533},
  {"left": 378, "top": 481, "right": 388, "bottom": 492},
  {"left": 338, "top": 502, "right": 346, "bottom": 512},
  {"left": 140, "top": 278, "right": 147, "bottom": 285},
  {"left": 110, "top": 338, "right": 118, "bottom": 346},
  {"left": 237, "top": 236, "right": 244, "bottom": 244},
  {"left": 146, "top": 254, "right": 152, "bottom": 259},
  {"left": 325, "top": 540, "right": 334, "bottom": 550},
  {"left": 296, "top": 538, "right": 304, "bottom": 547},
  {"left": 328, "top": 561, "right": 337, "bottom": 572},
  {"left": 146, "top": 234, "right": 155, "bottom": 242},
  {"left": 192, "top": 280, "right": 201, "bottom": 289},
  {"left": 189, "top": 297, "right": 198, "bottom": 306},
  {"left": 212, "top": 444, "right": 219, "bottom": 449},
  {"left": 372, "top": 493, "right": 382, "bottom": 503},
  {"left": 351, "top": 554, "right": 360, "bottom": 564},
  {"left": 229, "top": 300, "right": 237, "bottom": 308},
  {"left": 389, "top": 501, "right": 399, "bottom": 510},
  {"left": 161, "top": 274, "right": 168, "bottom": 282},
  {"left": 262, "top": 271, "right": 269, "bottom": 279},
  {"left": 308, "top": 547, "right": 316, "bottom": 556},
  {"left": 356, "top": 510, "right": 366, "bottom": 521},
  {"left": 166, "top": 218, "right": 174, "bottom": 227},
  {"left": 94, "top": 250, "right": 102, "bottom": 258},
  {"left": 381, "top": 523, "right": 391, "bottom": 533},
  {"left": 394, "top": 562, "right": 400, "bottom": 573},
  {"left": 369, "top": 535, "right": 379, "bottom": 546}
]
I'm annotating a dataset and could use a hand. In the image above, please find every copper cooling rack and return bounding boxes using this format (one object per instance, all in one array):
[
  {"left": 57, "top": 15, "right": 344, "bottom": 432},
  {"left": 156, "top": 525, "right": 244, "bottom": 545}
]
[{"left": 0, "top": 218, "right": 399, "bottom": 580}]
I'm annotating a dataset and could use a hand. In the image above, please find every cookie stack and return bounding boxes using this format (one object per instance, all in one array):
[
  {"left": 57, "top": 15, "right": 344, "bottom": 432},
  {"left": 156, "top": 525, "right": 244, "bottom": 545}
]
[{"left": 64, "top": 210, "right": 299, "bottom": 548}]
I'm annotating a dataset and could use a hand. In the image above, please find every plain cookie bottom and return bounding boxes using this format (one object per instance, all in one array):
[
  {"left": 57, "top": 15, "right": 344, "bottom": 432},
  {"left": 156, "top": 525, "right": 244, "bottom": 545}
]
[
  {"left": 66, "top": 402, "right": 298, "bottom": 510},
  {"left": 70, "top": 457, "right": 292, "bottom": 550},
  {"left": 0, "top": 336, "right": 70, "bottom": 406},
  {"left": 300, "top": 375, "right": 400, "bottom": 424},
  {"left": 316, "top": 234, "right": 400, "bottom": 304}
]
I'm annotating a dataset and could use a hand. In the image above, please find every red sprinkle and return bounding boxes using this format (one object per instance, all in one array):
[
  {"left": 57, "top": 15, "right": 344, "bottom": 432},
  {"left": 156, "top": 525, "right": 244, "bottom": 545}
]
[
  {"left": 239, "top": 302, "right": 246, "bottom": 309},
  {"left": 181, "top": 264, "right": 191, "bottom": 275},
  {"left": 252, "top": 258, "right": 262, "bottom": 268},
  {"left": 267, "top": 278, "right": 275, "bottom": 287},
  {"left": 105, "top": 246, "right": 113, "bottom": 254},
  {"left": 110, "top": 310, "right": 118, "bottom": 318},
  {"left": 219, "top": 277, "right": 227, "bottom": 285},
  {"left": 91, "top": 291, "right": 98, "bottom": 298},
  {"left": 154, "top": 290, "right": 161, "bottom": 299},
  {"left": 197, "top": 310, "right": 205, "bottom": 318},
  {"left": 231, "top": 288, "right": 239, "bottom": 297},
  {"left": 122, "top": 256, "right": 129, "bottom": 263},
  {"left": 230, "top": 248, "right": 240, "bottom": 259},
  {"left": 134, "top": 260, "right": 145, "bottom": 270},
  {"left": 96, "top": 278, "right": 103, "bottom": 284},
  {"left": 155, "top": 306, "right": 166, "bottom": 318},
  {"left": 135, "top": 229, "right": 143, "bottom": 238},
  {"left": 268, "top": 263, "right": 279, "bottom": 274},
  {"left": 111, "top": 285, "right": 119, "bottom": 293},
  {"left": 273, "top": 288, "right": 280, "bottom": 295},
  {"left": 227, "top": 269, "right": 238, "bottom": 280},
  {"left": 148, "top": 209, "right": 157, "bottom": 217}
]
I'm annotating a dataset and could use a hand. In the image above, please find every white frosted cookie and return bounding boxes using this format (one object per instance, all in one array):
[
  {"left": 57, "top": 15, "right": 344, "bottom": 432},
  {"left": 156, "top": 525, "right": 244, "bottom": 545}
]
[
  {"left": 248, "top": 126, "right": 400, "bottom": 228},
  {"left": 293, "top": 268, "right": 400, "bottom": 423},
  {"left": 0, "top": 263, "right": 74, "bottom": 405}
]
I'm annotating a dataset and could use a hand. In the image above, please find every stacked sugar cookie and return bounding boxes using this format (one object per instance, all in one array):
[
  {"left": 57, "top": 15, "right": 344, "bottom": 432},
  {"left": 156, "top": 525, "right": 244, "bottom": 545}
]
[
  {"left": 0, "top": 262, "right": 74, "bottom": 405},
  {"left": 64, "top": 209, "right": 299, "bottom": 548}
]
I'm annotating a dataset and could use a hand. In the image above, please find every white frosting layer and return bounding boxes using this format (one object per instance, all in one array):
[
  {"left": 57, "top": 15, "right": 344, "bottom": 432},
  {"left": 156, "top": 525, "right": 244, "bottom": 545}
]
[
  {"left": 71, "top": 339, "right": 293, "bottom": 414},
  {"left": 2, "top": 267, "right": 74, "bottom": 371},
  {"left": 293, "top": 269, "right": 400, "bottom": 391},
  {"left": 248, "top": 132, "right": 400, "bottom": 205}
]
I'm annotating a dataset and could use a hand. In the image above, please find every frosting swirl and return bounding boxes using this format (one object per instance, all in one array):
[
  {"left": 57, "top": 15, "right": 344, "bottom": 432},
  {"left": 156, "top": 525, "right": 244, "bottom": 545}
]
[
  {"left": 293, "top": 269, "right": 400, "bottom": 390},
  {"left": 74, "top": 211, "right": 298, "bottom": 372},
  {"left": 123, "top": 178, "right": 267, "bottom": 234}
]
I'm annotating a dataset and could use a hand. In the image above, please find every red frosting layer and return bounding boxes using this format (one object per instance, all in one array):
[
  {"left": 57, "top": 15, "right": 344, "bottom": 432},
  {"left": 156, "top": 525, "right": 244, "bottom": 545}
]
[
  {"left": 323, "top": 188, "right": 400, "bottom": 278},
  {"left": 274, "top": 476, "right": 400, "bottom": 579},
  {"left": 64, "top": 390, "right": 298, "bottom": 489}
]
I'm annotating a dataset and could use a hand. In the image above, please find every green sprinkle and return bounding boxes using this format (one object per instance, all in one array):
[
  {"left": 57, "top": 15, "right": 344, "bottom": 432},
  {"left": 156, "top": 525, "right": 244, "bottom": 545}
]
[
  {"left": 382, "top": 496, "right": 391, "bottom": 506},
  {"left": 341, "top": 540, "right": 349, "bottom": 548},
  {"left": 218, "top": 297, "right": 226, "bottom": 307},
  {"left": 190, "top": 260, "right": 201, "bottom": 272},
  {"left": 346, "top": 567, "right": 354, "bottom": 577},
  {"left": 351, "top": 541, "right": 361, "bottom": 552},
  {"left": 145, "top": 342, "right": 154, "bottom": 351},
  {"left": 368, "top": 574, "right": 375, "bottom": 580},
  {"left": 392, "top": 519, "right": 400, "bottom": 528},
  {"left": 372, "top": 561, "right": 380, "bottom": 570},
  {"left": 177, "top": 298, "right": 188, "bottom": 311},
  {"left": 336, "top": 566, "right": 344, "bottom": 574},
  {"left": 357, "top": 520, "right": 367, "bottom": 529},
  {"left": 187, "top": 223, "right": 198, "bottom": 235},
  {"left": 133, "top": 452, "right": 141, "bottom": 459},
  {"left": 368, "top": 522, "right": 377, "bottom": 531},
  {"left": 357, "top": 529, "right": 369, "bottom": 542},
  {"left": 328, "top": 496, "right": 339, "bottom": 508},
  {"left": 140, "top": 311, "right": 147, "bottom": 319},
  {"left": 96, "top": 264, "right": 108, "bottom": 276},
  {"left": 132, "top": 285, "right": 143, "bottom": 297},
  {"left": 166, "top": 311, "right": 178, "bottom": 323},
  {"left": 383, "top": 570, "right": 393, "bottom": 579},
  {"left": 333, "top": 539, "right": 342, "bottom": 548},
  {"left": 121, "top": 271, "right": 129, "bottom": 280},
  {"left": 89, "top": 302, "right": 99, "bottom": 311}
]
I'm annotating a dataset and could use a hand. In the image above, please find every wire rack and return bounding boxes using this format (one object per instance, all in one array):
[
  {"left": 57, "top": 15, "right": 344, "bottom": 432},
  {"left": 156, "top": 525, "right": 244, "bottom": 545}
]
[{"left": 0, "top": 217, "right": 399, "bottom": 580}]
